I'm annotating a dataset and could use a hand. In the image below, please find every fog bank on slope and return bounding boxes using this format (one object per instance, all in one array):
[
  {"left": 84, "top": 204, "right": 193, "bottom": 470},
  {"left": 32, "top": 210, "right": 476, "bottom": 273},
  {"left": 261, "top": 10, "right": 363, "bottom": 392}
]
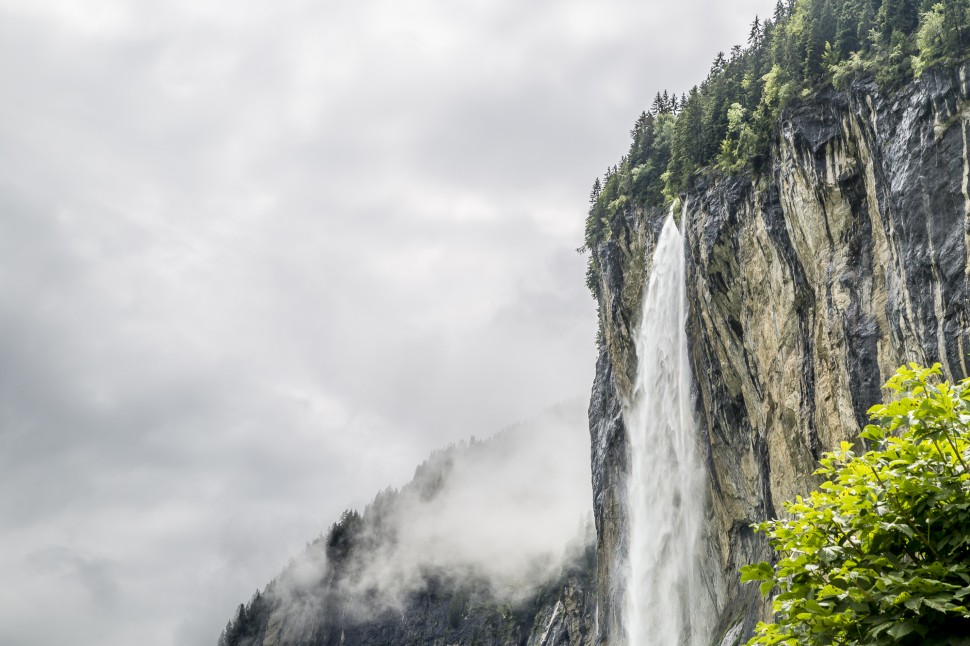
[{"left": 224, "top": 397, "right": 593, "bottom": 643}]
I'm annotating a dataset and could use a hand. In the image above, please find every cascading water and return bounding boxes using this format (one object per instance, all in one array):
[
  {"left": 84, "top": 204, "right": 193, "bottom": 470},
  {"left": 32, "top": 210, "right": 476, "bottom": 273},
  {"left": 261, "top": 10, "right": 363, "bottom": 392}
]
[{"left": 622, "top": 212, "right": 708, "bottom": 646}]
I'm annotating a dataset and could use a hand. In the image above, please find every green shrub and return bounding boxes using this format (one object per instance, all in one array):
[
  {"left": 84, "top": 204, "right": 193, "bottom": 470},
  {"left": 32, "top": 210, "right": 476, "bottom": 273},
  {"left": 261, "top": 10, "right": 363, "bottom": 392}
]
[
  {"left": 913, "top": 4, "right": 947, "bottom": 77},
  {"left": 742, "top": 364, "right": 970, "bottom": 645}
]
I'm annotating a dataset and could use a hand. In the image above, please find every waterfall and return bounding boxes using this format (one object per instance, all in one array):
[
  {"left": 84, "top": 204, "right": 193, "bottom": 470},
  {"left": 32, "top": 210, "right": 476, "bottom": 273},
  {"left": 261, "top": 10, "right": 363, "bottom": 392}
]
[{"left": 622, "top": 212, "right": 708, "bottom": 646}]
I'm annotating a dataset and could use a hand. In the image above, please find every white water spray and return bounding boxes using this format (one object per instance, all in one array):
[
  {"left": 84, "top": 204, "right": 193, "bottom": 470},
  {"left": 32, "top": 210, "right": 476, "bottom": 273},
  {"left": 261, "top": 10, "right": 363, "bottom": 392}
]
[{"left": 623, "top": 212, "right": 708, "bottom": 646}]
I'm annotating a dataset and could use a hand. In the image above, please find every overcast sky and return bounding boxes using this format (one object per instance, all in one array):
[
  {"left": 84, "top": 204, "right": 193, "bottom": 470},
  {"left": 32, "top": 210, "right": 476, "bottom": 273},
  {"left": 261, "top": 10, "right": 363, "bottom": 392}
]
[{"left": 0, "top": 1, "right": 777, "bottom": 644}]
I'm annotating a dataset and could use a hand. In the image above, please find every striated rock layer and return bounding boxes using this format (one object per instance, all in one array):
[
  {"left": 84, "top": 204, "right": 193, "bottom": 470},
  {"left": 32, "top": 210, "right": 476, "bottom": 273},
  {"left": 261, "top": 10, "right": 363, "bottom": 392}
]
[{"left": 587, "top": 64, "right": 970, "bottom": 645}]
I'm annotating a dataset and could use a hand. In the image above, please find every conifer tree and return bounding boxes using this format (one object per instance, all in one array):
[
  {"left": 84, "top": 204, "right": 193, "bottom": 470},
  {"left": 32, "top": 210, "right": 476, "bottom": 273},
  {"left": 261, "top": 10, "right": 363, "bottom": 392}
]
[
  {"left": 749, "top": 15, "right": 763, "bottom": 46},
  {"left": 881, "top": 0, "right": 921, "bottom": 38}
]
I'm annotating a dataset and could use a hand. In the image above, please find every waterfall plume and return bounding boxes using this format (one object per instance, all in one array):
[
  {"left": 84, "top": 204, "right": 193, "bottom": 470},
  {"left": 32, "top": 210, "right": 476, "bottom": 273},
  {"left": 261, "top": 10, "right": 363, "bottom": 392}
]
[{"left": 622, "top": 212, "right": 708, "bottom": 646}]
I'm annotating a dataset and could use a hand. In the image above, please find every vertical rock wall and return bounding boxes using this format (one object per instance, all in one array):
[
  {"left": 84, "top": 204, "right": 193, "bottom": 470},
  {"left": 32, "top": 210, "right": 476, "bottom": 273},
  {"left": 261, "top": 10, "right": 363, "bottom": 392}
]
[{"left": 588, "top": 64, "right": 970, "bottom": 645}]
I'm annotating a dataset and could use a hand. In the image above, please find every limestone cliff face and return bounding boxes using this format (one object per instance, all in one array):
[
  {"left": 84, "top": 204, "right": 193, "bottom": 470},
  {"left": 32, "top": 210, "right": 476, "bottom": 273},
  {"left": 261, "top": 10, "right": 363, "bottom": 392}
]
[{"left": 587, "top": 64, "right": 970, "bottom": 645}]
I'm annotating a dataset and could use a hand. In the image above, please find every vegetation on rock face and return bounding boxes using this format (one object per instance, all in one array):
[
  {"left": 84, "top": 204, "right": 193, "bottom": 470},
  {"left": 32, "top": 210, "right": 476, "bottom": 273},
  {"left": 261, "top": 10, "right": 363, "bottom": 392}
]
[
  {"left": 581, "top": 0, "right": 970, "bottom": 299},
  {"left": 741, "top": 364, "right": 970, "bottom": 645}
]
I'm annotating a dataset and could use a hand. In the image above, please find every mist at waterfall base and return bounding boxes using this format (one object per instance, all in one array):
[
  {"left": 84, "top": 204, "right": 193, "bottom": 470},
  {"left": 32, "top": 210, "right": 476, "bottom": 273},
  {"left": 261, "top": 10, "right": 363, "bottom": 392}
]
[
  {"left": 266, "top": 399, "right": 593, "bottom": 622},
  {"left": 622, "top": 214, "right": 710, "bottom": 646}
]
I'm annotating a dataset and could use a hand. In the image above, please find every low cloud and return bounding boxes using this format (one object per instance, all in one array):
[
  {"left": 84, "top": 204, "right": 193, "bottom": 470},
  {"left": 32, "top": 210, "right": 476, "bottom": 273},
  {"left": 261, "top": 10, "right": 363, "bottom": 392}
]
[{"left": 266, "top": 399, "right": 593, "bottom": 625}]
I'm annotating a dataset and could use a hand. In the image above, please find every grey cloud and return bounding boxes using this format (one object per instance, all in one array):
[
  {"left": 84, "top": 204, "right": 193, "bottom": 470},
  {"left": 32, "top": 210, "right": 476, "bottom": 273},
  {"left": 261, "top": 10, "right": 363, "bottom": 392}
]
[
  {"left": 0, "top": 0, "right": 780, "bottom": 644},
  {"left": 26, "top": 546, "right": 121, "bottom": 609}
]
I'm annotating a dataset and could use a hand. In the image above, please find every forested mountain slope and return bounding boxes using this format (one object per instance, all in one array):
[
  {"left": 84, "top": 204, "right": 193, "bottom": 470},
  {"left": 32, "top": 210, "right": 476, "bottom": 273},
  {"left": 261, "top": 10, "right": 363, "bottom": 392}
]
[{"left": 220, "top": 401, "right": 595, "bottom": 646}]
